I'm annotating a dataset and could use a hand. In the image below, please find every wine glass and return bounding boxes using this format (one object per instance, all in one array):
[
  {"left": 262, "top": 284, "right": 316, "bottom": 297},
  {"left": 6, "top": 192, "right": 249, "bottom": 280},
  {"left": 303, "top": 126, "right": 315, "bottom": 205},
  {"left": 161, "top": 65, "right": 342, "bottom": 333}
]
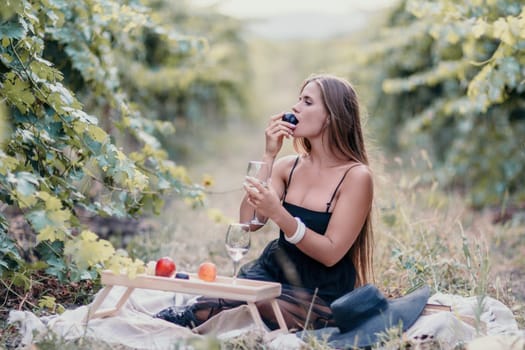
[
  {"left": 245, "top": 160, "right": 269, "bottom": 227},
  {"left": 225, "top": 223, "right": 251, "bottom": 283}
]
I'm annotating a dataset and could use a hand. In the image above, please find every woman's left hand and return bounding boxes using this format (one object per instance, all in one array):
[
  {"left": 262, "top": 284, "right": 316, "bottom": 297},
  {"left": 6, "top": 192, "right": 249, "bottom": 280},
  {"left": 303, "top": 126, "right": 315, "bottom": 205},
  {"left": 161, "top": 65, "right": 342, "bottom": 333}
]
[{"left": 243, "top": 176, "right": 281, "bottom": 219}]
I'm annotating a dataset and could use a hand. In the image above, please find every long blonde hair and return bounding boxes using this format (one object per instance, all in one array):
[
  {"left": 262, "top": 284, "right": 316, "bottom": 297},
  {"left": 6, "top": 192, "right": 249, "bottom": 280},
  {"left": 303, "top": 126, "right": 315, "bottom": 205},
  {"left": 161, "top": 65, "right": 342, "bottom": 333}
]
[{"left": 294, "top": 74, "right": 374, "bottom": 287}]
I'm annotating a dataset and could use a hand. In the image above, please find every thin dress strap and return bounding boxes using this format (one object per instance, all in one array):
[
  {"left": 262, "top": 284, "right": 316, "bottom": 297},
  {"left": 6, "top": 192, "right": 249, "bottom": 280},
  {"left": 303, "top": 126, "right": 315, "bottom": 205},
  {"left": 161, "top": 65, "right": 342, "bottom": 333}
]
[
  {"left": 281, "top": 156, "right": 300, "bottom": 202},
  {"left": 325, "top": 164, "right": 362, "bottom": 212}
]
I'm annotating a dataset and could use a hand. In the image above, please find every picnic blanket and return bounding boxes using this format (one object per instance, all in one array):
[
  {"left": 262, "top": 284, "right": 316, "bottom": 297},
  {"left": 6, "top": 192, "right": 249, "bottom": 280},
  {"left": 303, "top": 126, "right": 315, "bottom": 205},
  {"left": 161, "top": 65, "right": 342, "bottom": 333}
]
[{"left": 8, "top": 286, "right": 523, "bottom": 349}]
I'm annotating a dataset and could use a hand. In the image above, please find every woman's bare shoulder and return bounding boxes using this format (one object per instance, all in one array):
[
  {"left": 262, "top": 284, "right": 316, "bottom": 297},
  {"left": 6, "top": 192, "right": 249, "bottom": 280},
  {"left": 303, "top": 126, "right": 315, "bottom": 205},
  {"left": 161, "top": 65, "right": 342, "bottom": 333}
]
[
  {"left": 270, "top": 154, "right": 298, "bottom": 180},
  {"left": 348, "top": 162, "right": 372, "bottom": 174},
  {"left": 274, "top": 154, "right": 300, "bottom": 169},
  {"left": 345, "top": 162, "right": 373, "bottom": 185}
]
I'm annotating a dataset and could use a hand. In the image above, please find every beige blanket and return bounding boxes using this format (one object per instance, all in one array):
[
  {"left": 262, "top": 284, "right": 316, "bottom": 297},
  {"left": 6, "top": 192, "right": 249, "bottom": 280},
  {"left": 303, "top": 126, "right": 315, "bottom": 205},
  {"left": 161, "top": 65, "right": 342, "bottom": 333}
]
[{"left": 8, "top": 287, "right": 523, "bottom": 349}]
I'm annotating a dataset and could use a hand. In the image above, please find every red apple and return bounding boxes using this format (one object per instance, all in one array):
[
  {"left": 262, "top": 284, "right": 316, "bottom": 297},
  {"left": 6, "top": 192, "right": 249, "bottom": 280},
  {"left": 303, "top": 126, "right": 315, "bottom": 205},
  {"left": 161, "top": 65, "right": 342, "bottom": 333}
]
[
  {"left": 198, "top": 262, "right": 217, "bottom": 282},
  {"left": 155, "top": 257, "right": 176, "bottom": 277}
]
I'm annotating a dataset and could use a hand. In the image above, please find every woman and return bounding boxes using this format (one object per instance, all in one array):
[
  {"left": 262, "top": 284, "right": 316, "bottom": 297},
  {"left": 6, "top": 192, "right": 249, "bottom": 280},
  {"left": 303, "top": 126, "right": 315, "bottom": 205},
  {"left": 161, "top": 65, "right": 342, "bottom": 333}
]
[{"left": 155, "top": 74, "right": 374, "bottom": 331}]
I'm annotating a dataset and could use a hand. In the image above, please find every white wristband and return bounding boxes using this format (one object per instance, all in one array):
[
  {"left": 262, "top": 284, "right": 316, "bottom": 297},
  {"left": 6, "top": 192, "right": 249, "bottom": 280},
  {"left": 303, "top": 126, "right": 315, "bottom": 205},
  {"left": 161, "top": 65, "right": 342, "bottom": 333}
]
[{"left": 285, "top": 217, "right": 306, "bottom": 244}]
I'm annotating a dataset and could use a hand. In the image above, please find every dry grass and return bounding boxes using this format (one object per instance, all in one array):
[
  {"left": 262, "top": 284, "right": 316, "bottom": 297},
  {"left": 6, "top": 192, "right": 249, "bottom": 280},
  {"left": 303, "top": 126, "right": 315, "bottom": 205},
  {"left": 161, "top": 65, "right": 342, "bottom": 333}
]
[{"left": 119, "top": 120, "right": 525, "bottom": 349}]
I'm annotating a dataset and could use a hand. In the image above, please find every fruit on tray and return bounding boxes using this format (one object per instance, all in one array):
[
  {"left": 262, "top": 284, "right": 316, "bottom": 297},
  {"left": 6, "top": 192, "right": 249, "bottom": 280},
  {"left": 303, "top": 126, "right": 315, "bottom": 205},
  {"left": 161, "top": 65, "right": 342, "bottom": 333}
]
[
  {"left": 175, "top": 272, "right": 189, "bottom": 279},
  {"left": 198, "top": 261, "right": 217, "bottom": 282},
  {"left": 155, "top": 257, "right": 176, "bottom": 277}
]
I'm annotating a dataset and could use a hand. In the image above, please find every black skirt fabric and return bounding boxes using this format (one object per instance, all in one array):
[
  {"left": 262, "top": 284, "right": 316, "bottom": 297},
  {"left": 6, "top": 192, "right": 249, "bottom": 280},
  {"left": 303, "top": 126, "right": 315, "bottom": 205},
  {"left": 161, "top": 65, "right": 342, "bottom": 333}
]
[{"left": 239, "top": 202, "right": 356, "bottom": 304}]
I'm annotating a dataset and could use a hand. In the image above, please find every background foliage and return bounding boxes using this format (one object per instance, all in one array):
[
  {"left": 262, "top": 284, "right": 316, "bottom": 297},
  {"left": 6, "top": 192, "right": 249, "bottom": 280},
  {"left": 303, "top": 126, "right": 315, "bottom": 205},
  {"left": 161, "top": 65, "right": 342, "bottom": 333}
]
[{"left": 345, "top": 0, "right": 525, "bottom": 209}]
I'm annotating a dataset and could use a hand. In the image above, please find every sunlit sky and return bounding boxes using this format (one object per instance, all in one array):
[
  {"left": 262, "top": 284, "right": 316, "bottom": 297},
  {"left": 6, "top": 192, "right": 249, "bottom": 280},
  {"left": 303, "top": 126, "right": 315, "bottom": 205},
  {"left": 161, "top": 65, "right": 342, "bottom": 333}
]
[
  {"left": 193, "top": 0, "right": 397, "bottom": 38},
  {"left": 193, "top": 0, "right": 396, "bottom": 17}
]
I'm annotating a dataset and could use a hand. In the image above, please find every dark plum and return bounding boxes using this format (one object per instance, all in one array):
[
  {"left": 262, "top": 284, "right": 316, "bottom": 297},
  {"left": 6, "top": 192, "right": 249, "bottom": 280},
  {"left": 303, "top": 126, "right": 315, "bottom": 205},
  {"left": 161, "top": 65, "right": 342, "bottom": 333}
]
[
  {"left": 282, "top": 113, "right": 298, "bottom": 125},
  {"left": 174, "top": 272, "right": 189, "bottom": 279}
]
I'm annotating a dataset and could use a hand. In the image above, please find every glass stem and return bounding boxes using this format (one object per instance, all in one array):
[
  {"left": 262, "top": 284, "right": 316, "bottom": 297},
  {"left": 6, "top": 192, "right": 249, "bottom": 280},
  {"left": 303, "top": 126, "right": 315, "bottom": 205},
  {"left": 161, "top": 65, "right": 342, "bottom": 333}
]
[{"left": 232, "top": 260, "right": 239, "bottom": 284}]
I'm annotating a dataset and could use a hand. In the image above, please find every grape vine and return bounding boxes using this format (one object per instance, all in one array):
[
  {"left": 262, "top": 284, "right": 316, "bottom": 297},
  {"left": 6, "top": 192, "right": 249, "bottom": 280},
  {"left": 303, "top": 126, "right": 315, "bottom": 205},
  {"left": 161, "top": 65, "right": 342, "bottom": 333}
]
[
  {"left": 350, "top": 0, "right": 525, "bottom": 208},
  {"left": 0, "top": 0, "right": 249, "bottom": 284}
]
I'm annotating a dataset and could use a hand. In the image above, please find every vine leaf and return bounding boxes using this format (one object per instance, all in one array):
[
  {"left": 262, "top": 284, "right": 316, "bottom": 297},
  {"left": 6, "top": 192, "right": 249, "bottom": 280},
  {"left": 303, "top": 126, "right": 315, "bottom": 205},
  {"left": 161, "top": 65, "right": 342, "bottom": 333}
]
[
  {"left": 0, "top": 18, "right": 27, "bottom": 39},
  {"left": 0, "top": 73, "right": 35, "bottom": 113},
  {"left": 64, "top": 230, "right": 115, "bottom": 270}
]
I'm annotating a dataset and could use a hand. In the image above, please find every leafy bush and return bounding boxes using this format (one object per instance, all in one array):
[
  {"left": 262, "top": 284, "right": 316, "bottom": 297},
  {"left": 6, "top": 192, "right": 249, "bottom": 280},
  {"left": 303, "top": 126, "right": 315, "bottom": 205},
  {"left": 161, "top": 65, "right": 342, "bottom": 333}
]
[
  {"left": 0, "top": 0, "right": 249, "bottom": 286},
  {"left": 349, "top": 0, "right": 525, "bottom": 209}
]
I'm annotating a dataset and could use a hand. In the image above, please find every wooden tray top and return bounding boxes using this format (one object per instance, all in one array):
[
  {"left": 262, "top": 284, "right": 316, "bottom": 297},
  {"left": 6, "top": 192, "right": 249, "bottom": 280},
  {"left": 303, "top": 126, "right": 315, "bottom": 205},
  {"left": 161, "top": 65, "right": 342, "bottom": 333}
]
[{"left": 101, "top": 270, "right": 282, "bottom": 303}]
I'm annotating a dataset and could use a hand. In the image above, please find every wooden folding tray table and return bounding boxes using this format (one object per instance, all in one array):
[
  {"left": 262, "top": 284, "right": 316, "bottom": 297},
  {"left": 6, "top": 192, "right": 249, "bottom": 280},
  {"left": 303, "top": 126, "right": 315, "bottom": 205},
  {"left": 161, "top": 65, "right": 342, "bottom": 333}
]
[{"left": 86, "top": 270, "right": 288, "bottom": 334}]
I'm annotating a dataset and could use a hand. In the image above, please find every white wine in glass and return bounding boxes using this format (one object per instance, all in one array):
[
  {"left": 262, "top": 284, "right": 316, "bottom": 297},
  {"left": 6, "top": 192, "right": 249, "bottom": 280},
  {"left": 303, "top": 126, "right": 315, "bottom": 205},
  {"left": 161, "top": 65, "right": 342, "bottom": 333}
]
[
  {"left": 225, "top": 223, "right": 251, "bottom": 283},
  {"left": 245, "top": 160, "right": 269, "bottom": 227}
]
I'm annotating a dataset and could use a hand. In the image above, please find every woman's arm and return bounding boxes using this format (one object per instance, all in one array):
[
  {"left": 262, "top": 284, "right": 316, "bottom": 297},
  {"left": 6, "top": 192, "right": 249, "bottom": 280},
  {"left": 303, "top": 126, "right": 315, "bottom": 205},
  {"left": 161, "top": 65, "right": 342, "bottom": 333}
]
[
  {"left": 239, "top": 156, "right": 291, "bottom": 226},
  {"left": 239, "top": 114, "right": 297, "bottom": 227},
  {"left": 295, "top": 165, "right": 373, "bottom": 266}
]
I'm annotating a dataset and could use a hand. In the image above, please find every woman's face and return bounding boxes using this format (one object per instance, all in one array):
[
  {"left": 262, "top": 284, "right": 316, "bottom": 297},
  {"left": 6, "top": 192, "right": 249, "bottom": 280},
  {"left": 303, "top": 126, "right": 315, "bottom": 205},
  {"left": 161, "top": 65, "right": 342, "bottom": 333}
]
[{"left": 292, "top": 81, "right": 329, "bottom": 138}]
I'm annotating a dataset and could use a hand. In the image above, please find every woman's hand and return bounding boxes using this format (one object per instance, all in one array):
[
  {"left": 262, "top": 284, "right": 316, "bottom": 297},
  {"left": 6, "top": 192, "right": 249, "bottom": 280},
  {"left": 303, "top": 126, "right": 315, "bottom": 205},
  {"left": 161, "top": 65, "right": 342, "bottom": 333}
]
[
  {"left": 264, "top": 113, "right": 296, "bottom": 158},
  {"left": 243, "top": 176, "right": 282, "bottom": 220}
]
